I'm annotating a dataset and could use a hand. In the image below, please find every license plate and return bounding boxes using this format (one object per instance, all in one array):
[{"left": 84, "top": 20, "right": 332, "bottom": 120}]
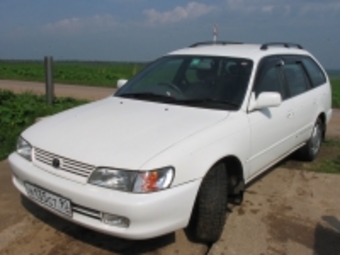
[{"left": 25, "top": 183, "right": 72, "bottom": 218}]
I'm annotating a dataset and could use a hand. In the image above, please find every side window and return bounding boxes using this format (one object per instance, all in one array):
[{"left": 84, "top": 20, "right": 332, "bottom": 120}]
[
  {"left": 255, "top": 65, "right": 284, "bottom": 99},
  {"left": 301, "top": 57, "right": 326, "bottom": 87},
  {"left": 282, "top": 63, "right": 309, "bottom": 98}
]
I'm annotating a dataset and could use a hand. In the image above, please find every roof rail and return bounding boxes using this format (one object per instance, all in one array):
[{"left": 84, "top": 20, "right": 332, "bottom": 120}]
[
  {"left": 189, "top": 41, "right": 243, "bottom": 48},
  {"left": 260, "top": 42, "right": 303, "bottom": 50}
]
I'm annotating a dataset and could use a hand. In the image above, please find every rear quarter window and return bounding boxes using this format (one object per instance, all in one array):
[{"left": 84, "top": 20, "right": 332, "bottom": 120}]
[{"left": 301, "top": 57, "right": 326, "bottom": 87}]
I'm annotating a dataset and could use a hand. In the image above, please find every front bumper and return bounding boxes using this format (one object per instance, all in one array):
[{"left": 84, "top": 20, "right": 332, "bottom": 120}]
[{"left": 8, "top": 153, "right": 201, "bottom": 239}]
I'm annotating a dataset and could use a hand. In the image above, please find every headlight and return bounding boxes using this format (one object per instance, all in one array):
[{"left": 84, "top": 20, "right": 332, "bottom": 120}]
[
  {"left": 88, "top": 167, "right": 175, "bottom": 193},
  {"left": 88, "top": 168, "right": 137, "bottom": 192},
  {"left": 16, "top": 136, "right": 33, "bottom": 161}
]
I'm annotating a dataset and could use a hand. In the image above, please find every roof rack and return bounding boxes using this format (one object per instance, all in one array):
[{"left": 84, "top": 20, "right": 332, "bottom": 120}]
[
  {"left": 260, "top": 42, "right": 303, "bottom": 50},
  {"left": 189, "top": 41, "right": 243, "bottom": 48}
]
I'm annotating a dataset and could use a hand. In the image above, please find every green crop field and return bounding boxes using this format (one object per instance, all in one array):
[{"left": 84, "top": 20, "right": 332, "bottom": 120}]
[
  {"left": 0, "top": 61, "right": 145, "bottom": 87},
  {"left": 331, "top": 78, "right": 340, "bottom": 108},
  {"left": 0, "top": 90, "right": 88, "bottom": 160}
]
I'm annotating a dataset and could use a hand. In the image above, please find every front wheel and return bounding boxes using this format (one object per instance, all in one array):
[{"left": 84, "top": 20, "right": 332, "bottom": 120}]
[
  {"left": 296, "top": 118, "right": 323, "bottom": 161},
  {"left": 188, "top": 163, "right": 228, "bottom": 243}
]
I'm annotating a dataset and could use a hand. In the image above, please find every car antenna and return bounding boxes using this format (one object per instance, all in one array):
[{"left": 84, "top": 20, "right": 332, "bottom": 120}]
[{"left": 213, "top": 23, "right": 218, "bottom": 43}]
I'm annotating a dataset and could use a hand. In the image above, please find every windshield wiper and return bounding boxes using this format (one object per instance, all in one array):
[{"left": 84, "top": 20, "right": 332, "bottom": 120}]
[
  {"left": 118, "top": 92, "right": 174, "bottom": 101},
  {"left": 118, "top": 94, "right": 239, "bottom": 108},
  {"left": 177, "top": 98, "right": 239, "bottom": 107}
]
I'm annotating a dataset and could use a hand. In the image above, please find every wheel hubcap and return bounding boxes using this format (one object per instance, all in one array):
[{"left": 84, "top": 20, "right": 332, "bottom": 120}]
[{"left": 310, "top": 123, "right": 322, "bottom": 155}]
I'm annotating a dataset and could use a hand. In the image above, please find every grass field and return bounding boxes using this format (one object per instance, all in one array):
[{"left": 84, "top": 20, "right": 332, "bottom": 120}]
[
  {"left": 331, "top": 78, "right": 340, "bottom": 108},
  {"left": 0, "top": 90, "right": 87, "bottom": 160},
  {"left": 285, "top": 138, "right": 340, "bottom": 174},
  {"left": 0, "top": 61, "right": 145, "bottom": 87}
]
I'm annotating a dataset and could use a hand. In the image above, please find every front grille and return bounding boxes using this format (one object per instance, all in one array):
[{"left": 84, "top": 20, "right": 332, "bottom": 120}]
[{"left": 34, "top": 147, "right": 95, "bottom": 178}]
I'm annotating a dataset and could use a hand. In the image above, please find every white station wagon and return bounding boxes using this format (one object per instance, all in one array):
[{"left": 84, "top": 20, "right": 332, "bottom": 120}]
[{"left": 9, "top": 42, "right": 332, "bottom": 243}]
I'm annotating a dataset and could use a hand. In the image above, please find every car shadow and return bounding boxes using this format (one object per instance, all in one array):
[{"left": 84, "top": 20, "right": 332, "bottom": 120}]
[
  {"left": 244, "top": 152, "right": 301, "bottom": 189},
  {"left": 313, "top": 216, "right": 340, "bottom": 255},
  {"left": 21, "top": 195, "right": 176, "bottom": 254}
]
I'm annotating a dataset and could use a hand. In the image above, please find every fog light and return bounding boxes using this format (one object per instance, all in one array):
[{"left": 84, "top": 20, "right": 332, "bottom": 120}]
[{"left": 102, "top": 213, "right": 130, "bottom": 228}]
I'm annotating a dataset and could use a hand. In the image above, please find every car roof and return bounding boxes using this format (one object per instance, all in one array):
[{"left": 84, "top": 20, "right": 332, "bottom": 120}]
[{"left": 167, "top": 43, "right": 311, "bottom": 62}]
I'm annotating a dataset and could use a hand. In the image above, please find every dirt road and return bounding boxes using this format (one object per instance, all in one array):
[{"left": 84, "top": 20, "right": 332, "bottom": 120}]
[
  {"left": 0, "top": 80, "right": 339, "bottom": 255},
  {"left": 0, "top": 80, "right": 116, "bottom": 101}
]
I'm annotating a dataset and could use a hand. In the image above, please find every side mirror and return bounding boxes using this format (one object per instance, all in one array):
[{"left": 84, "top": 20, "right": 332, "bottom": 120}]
[
  {"left": 117, "top": 79, "right": 128, "bottom": 89},
  {"left": 248, "top": 92, "right": 282, "bottom": 111}
]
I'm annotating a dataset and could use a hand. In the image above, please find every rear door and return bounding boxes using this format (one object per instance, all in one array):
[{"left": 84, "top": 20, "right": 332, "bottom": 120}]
[{"left": 281, "top": 56, "right": 319, "bottom": 145}]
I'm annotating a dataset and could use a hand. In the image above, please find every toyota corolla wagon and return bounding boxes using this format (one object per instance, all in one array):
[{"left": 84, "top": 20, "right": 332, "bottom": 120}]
[{"left": 9, "top": 42, "right": 332, "bottom": 243}]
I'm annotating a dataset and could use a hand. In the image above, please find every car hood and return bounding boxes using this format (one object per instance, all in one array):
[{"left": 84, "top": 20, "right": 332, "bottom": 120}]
[{"left": 23, "top": 97, "right": 229, "bottom": 169}]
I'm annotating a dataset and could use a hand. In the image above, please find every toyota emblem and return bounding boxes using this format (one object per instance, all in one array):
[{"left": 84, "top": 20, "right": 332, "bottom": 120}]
[{"left": 52, "top": 158, "right": 60, "bottom": 168}]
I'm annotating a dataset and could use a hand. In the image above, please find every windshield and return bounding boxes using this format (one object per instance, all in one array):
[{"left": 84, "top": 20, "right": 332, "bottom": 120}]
[{"left": 115, "top": 55, "right": 253, "bottom": 110}]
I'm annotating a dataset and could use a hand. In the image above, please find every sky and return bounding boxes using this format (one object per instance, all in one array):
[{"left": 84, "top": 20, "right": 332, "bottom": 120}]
[{"left": 0, "top": 0, "right": 339, "bottom": 69}]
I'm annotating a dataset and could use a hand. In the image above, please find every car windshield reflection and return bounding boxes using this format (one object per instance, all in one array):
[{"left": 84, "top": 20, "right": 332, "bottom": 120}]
[{"left": 116, "top": 56, "right": 253, "bottom": 110}]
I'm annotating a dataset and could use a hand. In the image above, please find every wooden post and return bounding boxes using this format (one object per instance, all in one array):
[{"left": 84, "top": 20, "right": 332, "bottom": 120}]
[{"left": 44, "top": 56, "right": 54, "bottom": 105}]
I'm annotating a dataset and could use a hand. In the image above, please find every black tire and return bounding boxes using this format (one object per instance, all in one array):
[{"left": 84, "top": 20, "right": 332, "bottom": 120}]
[
  {"left": 296, "top": 118, "right": 323, "bottom": 161},
  {"left": 189, "top": 163, "right": 228, "bottom": 243}
]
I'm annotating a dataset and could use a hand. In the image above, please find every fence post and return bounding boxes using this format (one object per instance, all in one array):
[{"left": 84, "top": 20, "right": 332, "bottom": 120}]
[{"left": 44, "top": 56, "right": 54, "bottom": 105}]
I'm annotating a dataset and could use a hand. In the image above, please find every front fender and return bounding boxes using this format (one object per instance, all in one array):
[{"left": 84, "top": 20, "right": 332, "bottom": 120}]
[{"left": 140, "top": 112, "right": 251, "bottom": 186}]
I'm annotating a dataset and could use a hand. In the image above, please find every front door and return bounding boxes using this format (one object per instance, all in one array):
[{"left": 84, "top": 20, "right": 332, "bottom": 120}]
[{"left": 247, "top": 57, "right": 297, "bottom": 178}]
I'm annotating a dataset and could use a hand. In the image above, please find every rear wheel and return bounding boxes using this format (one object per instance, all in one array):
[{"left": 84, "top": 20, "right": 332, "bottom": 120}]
[
  {"left": 296, "top": 118, "right": 323, "bottom": 161},
  {"left": 189, "top": 163, "right": 228, "bottom": 243}
]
